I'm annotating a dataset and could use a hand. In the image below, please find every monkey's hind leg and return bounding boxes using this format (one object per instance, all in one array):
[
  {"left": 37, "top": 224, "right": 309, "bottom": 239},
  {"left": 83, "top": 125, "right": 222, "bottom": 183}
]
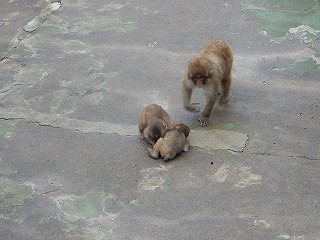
[
  {"left": 220, "top": 73, "right": 232, "bottom": 104},
  {"left": 163, "top": 153, "right": 176, "bottom": 162},
  {"left": 147, "top": 147, "right": 159, "bottom": 159},
  {"left": 147, "top": 138, "right": 164, "bottom": 159}
]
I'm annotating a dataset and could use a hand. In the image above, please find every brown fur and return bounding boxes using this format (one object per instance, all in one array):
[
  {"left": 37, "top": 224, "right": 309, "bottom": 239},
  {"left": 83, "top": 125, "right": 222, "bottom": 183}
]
[
  {"left": 147, "top": 123, "right": 190, "bottom": 161},
  {"left": 139, "top": 104, "right": 175, "bottom": 145},
  {"left": 182, "top": 39, "right": 233, "bottom": 126}
]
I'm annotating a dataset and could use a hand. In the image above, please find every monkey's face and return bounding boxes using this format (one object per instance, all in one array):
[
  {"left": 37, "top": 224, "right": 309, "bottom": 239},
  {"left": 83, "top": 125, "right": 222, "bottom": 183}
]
[
  {"left": 174, "top": 123, "right": 190, "bottom": 137},
  {"left": 144, "top": 128, "right": 159, "bottom": 145},
  {"left": 188, "top": 58, "right": 210, "bottom": 87},
  {"left": 145, "top": 119, "right": 168, "bottom": 144}
]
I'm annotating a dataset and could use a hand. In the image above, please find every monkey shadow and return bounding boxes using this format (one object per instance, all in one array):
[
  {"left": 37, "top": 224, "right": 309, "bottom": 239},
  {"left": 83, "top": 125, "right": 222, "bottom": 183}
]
[
  {"left": 162, "top": 151, "right": 190, "bottom": 163},
  {"left": 153, "top": 151, "right": 190, "bottom": 163}
]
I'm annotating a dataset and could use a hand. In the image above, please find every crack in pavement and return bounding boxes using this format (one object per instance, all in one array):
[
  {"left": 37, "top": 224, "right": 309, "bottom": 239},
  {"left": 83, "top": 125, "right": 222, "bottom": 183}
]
[
  {"left": 2, "top": 111, "right": 317, "bottom": 161},
  {"left": 251, "top": 152, "right": 319, "bottom": 161},
  {"left": 0, "top": 83, "right": 33, "bottom": 94},
  {"left": 23, "top": 1, "right": 61, "bottom": 32},
  {"left": 1, "top": 1, "right": 61, "bottom": 61},
  {"left": 1, "top": 108, "right": 250, "bottom": 153},
  {"left": 0, "top": 107, "right": 137, "bottom": 136}
]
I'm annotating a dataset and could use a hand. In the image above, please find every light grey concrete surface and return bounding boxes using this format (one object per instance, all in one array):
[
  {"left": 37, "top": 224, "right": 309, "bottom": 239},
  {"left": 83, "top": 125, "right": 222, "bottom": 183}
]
[{"left": 0, "top": 0, "right": 319, "bottom": 239}]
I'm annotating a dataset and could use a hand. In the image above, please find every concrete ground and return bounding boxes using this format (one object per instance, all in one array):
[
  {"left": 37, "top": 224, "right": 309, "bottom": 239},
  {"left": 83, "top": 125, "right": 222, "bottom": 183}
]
[{"left": 0, "top": 0, "right": 319, "bottom": 239}]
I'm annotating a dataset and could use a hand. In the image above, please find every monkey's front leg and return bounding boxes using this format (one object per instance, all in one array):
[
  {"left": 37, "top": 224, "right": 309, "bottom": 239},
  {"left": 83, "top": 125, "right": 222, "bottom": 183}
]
[
  {"left": 139, "top": 133, "right": 145, "bottom": 140},
  {"left": 182, "top": 83, "right": 197, "bottom": 111},
  {"left": 147, "top": 138, "right": 163, "bottom": 159},
  {"left": 199, "top": 97, "right": 215, "bottom": 126},
  {"left": 182, "top": 139, "right": 189, "bottom": 152}
]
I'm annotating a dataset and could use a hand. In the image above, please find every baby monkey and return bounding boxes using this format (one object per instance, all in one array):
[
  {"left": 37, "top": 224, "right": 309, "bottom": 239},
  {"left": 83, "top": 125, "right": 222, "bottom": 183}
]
[
  {"left": 139, "top": 104, "right": 175, "bottom": 145},
  {"left": 148, "top": 123, "right": 190, "bottom": 161}
]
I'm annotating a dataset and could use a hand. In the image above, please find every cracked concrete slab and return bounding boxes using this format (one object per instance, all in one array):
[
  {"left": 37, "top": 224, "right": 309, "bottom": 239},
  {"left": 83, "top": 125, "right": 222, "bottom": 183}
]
[
  {"left": 1, "top": 107, "right": 137, "bottom": 135},
  {"left": 0, "top": 0, "right": 319, "bottom": 239},
  {"left": 21, "top": 0, "right": 62, "bottom": 33},
  {"left": 189, "top": 129, "right": 248, "bottom": 152}
]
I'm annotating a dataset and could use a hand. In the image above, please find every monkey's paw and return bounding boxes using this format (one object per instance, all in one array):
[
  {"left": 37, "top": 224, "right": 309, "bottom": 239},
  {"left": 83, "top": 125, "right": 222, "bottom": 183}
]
[
  {"left": 220, "top": 97, "right": 230, "bottom": 105},
  {"left": 147, "top": 148, "right": 159, "bottom": 159},
  {"left": 163, "top": 154, "right": 174, "bottom": 161},
  {"left": 184, "top": 103, "right": 199, "bottom": 112},
  {"left": 183, "top": 141, "right": 189, "bottom": 152},
  {"left": 198, "top": 116, "right": 209, "bottom": 126}
]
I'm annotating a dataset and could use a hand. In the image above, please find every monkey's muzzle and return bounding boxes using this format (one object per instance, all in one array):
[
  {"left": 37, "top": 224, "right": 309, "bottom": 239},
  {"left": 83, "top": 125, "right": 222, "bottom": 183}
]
[{"left": 193, "top": 76, "right": 205, "bottom": 87}]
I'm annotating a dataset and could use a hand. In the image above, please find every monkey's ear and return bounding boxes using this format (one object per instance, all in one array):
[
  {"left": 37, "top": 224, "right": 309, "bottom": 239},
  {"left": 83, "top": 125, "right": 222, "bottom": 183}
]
[{"left": 163, "top": 122, "right": 168, "bottom": 129}]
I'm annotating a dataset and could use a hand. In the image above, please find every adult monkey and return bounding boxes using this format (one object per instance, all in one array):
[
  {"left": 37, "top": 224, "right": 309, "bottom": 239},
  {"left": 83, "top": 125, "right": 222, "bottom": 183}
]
[{"left": 182, "top": 39, "right": 233, "bottom": 126}]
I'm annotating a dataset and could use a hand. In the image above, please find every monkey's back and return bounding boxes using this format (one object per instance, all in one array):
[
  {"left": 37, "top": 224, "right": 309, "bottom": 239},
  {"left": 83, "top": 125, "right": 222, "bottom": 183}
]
[
  {"left": 159, "top": 130, "right": 186, "bottom": 158},
  {"left": 202, "top": 40, "right": 233, "bottom": 60},
  {"left": 198, "top": 39, "right": 233, "bottom": 77},
  {"left": 139, "top": 104, "right": 174, "bottom": 130}
]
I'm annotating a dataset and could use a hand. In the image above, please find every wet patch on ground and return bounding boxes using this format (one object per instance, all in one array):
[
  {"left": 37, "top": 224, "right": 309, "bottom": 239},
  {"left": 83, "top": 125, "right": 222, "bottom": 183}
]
[
  {"left": 52, "top": 191, "right": 119, "bottom": 239},
  {"left": 0, "top": 155, "right": 33, "bottom": 221},
  {"left": 0, "top": 120, "right": 34, "bottom": 221},
  {"left": 138, "top": 165, "right": 168, "bottom": 191},
  {"left": 0, "top": 178, "right": 33, "bottom": 220},
  {"left": 56, "top": 191, "right": 107, "bottom": 220},
  {"left": 0, "top": 0, "right": 142, "bottom": 135},
  {"left": 0, "top": 0, "right": 319, "bottom": 239},
  {"left": 210, "top": 163, "right": 262, "bottom": 188},
  {"left": 0, "top": 119, "right": 14, "bottom": 138},
  {"left": 242, "top": 0, "right": 320, "bottom": 74}
]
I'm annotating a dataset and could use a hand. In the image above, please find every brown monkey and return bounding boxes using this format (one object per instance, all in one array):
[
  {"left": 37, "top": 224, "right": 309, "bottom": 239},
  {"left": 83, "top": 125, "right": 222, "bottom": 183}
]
[
  {"left": 182, "top": 39, "right": 233, "bottom": 126},
  {"left": 147, "top": 123, "right": 190, "bottom": 161},
  {"left": 139, "top": 104, "right": 175, "bottom": 145}
]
